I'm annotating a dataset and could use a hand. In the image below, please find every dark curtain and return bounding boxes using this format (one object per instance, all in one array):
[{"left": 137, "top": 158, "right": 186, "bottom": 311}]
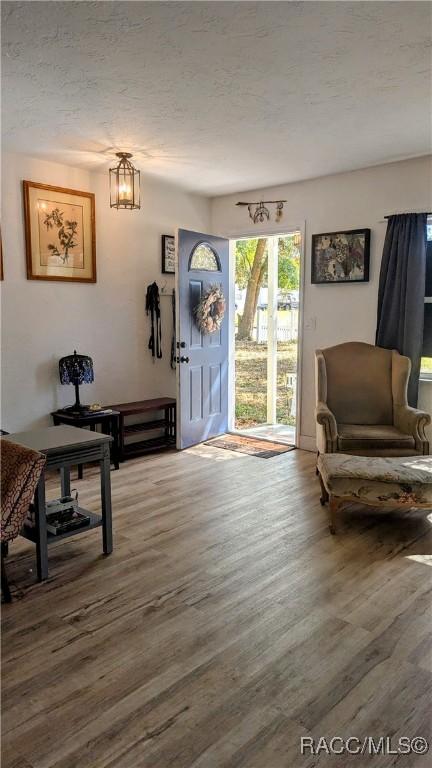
[{"left": 376, "top": 213, "right": 427, "bottom": 406}]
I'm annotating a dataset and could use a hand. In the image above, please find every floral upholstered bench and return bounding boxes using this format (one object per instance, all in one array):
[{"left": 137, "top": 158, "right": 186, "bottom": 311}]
[{"left": 317, "top": 453, "right": 432, "bottom": 534}]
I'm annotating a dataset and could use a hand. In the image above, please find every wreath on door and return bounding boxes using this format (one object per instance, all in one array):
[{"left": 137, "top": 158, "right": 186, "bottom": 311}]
[{"left": 195, "top": 284, "right": 226, "bottom": 335}]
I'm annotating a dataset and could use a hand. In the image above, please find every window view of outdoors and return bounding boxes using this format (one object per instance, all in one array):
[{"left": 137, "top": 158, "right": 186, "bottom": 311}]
[
  {"left": 234, "top": 234, "right": 300, "bottom": 431},
  {"left": 421, "top": 223, "right": 432, "bottom": 375}
]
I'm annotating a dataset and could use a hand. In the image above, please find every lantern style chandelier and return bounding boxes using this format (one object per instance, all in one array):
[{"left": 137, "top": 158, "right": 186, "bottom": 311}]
[
  {"left": 236, "top": 199, "right": 287, "bottom": 224},
  {"left": 109, "top": 152, "right": 140, "bottom": 210}
]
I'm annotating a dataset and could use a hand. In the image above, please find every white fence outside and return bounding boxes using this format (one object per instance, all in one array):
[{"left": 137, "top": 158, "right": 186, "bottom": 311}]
[{"left": 255, "top": 309, "right": 298, "bottom": 344}]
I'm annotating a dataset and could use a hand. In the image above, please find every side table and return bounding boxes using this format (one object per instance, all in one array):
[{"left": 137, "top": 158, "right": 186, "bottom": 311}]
[
  {"left": 1, "top": 425, "right": 114, "bottom": 581},
  {"left": 52, "top": 409, "right": 120, "bottom": 479}
]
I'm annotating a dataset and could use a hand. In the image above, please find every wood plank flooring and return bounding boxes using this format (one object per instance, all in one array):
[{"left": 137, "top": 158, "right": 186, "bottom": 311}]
[{"left": 2, "top": 446, "right": 432, "bottom": 767}]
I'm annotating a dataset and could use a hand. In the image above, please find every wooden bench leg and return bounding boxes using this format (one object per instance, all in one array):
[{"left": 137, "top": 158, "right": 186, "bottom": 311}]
[
  {"left": 1, "top": 552, "right": 12, "bottom": 603},
  {"left": 328, "top": 496, "right": 342, "bottom": 535},
  {"left": 318, "top": 473, "right": 329, "bottom": 506}
]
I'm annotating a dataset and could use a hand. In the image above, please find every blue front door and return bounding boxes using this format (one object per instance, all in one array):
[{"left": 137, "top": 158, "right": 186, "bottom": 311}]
[{"left": 177, "top": 229, "right": 229, "bottom": 449}]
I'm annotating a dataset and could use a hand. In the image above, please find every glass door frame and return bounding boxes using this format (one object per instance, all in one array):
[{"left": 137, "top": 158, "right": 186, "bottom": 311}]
[{"left": 228, "top": 221, "right": 305, "bottom": 447}]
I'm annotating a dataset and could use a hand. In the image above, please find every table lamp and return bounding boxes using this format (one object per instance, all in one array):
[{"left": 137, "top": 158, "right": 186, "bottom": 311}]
[{"left": 59, "top": 350, "right": 94, "bottom": 413}]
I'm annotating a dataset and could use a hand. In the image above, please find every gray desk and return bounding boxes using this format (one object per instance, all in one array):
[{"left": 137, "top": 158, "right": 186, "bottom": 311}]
[{"left": 2, "top": 425, "right": 113, "bottom": 581}]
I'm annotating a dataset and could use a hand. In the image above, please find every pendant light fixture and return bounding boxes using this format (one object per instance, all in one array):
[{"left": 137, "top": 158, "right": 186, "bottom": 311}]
[{"left": 109, "top": 152, "right": 140, "bottom": 210}]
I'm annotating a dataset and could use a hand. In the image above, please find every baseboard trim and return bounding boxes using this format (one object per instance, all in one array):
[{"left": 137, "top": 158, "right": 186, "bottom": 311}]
[{"left": 298, "top": 434, "right": 317, "bottom": 452}]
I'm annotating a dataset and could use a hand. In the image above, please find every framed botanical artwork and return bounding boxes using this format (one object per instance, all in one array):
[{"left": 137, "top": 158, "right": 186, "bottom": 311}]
[
  {"left": 161, "top": 234, "right": 175, "bottom": 274},
  {"left": 23, "top": 180, "right": 96, "bottom": 282},
  {"left": 311, "top": 228, "right": 370, "bottom": 284}
]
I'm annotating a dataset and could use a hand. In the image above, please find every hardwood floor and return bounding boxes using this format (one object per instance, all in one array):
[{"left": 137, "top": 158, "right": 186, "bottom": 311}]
[{"left": 2, "top": 446, "right": 432, "bottom": 767}]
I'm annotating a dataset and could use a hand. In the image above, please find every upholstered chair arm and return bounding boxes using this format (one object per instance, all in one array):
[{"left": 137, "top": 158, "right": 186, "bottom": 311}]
[
  {"left": 394, "top": 404, "right": 431, "bottom": 454},
  {"left": 316, "top": 401, "right": 338, "bottom": 452}
]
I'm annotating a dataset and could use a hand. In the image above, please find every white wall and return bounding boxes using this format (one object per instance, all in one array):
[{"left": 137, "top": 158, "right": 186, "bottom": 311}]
[
  {"left": 1, "top": 152, "right": 210, "bottom": 431},
  {"left": 211, "top": 157, "right": 432, "bottom": 450},
  {"left": 2, "top": 153, "right": 431, "bottom": 444}
]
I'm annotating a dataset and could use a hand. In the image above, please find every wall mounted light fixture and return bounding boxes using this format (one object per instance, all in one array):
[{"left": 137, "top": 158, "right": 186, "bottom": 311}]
[
  {"left": 236, "top": 199, "right": 287, "bottom": 224},
  {"left": 109, "top": 152, "right": 140, "bottom": 210}
]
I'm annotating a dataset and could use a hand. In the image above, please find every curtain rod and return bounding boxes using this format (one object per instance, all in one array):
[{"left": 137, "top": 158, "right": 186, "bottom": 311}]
[{"left": 384, "top": 212, "right": 431, "bottom": 219}]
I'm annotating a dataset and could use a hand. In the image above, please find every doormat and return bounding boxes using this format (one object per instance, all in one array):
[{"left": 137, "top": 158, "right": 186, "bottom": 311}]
[{"left": 204, "top": 434, "right": 296, "bottom": 458}]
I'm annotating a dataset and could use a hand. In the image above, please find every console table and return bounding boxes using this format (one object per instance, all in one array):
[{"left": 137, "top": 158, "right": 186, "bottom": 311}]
[
  {"left": 2, "top": 425, "right": 113, "bottom": 581},
  {"left": 107, "top": 398, "right": 176, "bottom": 460}
]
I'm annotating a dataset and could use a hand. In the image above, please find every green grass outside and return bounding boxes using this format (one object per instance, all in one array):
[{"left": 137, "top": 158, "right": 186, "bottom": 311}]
[{"left": 235, "top": 340, "right": 298, "bottom": 428}]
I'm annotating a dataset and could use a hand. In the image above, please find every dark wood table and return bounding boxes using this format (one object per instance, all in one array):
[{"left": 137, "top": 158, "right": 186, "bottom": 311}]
[
  {"left": 2, "top": 425, "right": 113, "bottom": 581},
  {"left": 107, "top": 398, "right": 176, "bottom": 460},
  {"left": 51, "top": 409, "right": 120, "bottom": 478}
]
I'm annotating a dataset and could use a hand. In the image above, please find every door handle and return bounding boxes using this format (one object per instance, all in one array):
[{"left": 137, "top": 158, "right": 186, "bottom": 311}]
[{"left": 180, "top": 356, "right": 190, "bottom": 363}]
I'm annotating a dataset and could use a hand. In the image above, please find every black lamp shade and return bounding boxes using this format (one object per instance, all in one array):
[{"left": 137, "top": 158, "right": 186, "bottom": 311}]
[{"left": 59, "top": 351, "right": 94, "bottom": 385}]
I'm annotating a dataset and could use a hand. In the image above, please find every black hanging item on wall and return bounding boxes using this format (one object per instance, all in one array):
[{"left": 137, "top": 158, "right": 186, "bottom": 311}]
[
  {"left": 146, "top": 282, "right": 162, "bottom": 359},
  {"left": 170, "top": 290, "right": 176, "bottom": 370}
]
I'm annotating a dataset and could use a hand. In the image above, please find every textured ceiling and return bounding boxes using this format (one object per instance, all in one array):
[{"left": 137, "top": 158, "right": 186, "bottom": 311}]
[{"left": 2, "top": 1, "right": 431, "bottom": 195}]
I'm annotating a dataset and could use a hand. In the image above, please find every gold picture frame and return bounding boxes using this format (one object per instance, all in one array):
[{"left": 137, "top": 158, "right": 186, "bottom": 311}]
[{"left": 23, "top": 180, "right": 96, "bottom": 282}]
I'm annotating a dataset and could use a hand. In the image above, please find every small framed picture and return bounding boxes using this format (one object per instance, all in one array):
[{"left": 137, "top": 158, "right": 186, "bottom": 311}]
[
  {"left": 311, "top": 228, "right": 370, "bottom": 284},
  {"left": 161, "top": 234, "right": 175, "bottom": 274},
  {"left": 23, "top": 180, "right": 96, "bottom": 282}
]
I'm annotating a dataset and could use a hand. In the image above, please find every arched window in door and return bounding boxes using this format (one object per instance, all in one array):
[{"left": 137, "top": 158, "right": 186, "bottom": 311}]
[{"left": 189, "top": 242, "right": 221, "bottom": 271}]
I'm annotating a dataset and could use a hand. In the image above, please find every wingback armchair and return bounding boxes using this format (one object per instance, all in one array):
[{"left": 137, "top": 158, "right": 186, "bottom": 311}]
[{"left": 315, "top": 342, "right": 430, "bottom": 457}]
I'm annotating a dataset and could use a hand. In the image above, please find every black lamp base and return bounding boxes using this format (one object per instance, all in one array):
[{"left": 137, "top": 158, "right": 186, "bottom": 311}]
[
  {"left": 63, "top": 382, "right": 92, "bottom": 415},
  {"left": 63, "top": 403, "right": 92, "bottom": 415}
]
